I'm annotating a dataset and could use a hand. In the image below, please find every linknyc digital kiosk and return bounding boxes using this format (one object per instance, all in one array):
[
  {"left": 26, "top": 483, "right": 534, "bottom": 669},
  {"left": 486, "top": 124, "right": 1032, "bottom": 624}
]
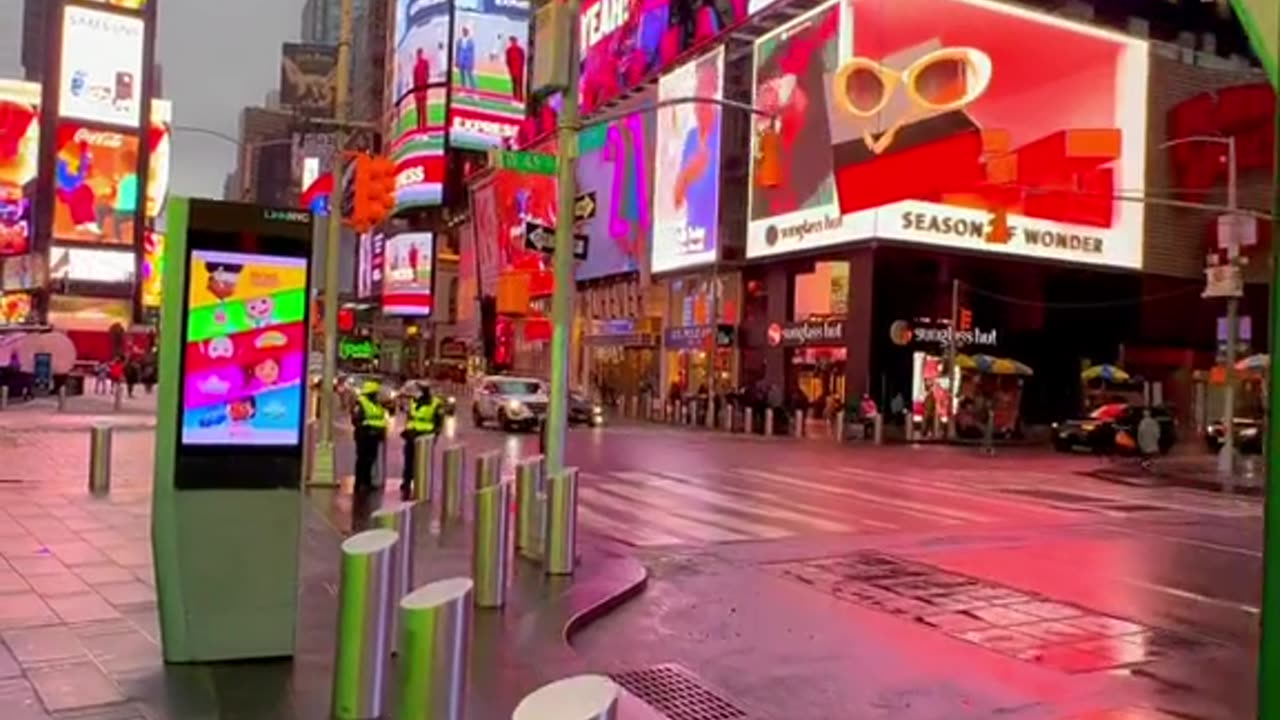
[{"left": 151, "top": 198, "right": 314, "bottom": 662}]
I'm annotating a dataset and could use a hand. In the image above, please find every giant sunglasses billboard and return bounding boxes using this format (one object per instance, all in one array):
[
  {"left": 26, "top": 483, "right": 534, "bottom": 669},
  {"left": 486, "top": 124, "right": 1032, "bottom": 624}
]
[
  {"left": 747, "top": 0, "right": 1149, "bottom": 269},
  {"left": 391, "top": 0, "right": 449, "bottom": 209}
]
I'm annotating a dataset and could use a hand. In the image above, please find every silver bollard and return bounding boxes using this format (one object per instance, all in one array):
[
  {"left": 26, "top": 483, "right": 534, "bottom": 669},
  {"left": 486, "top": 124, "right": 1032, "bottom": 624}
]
[
  {"left": 57, "top": 386, "right": 67, "bottom": 412},
  {"left": 706, "top": 398, "right": 715, "bottom": 428},
  {"left": 628, "top": 395, "right": 638, "bottom": 418},
  {"left": 113, "top": 384, "right": 123, "bottom": 411},
  {"left": 544, "top": 468, "right": 579, "bottom": 576},
  {"left": 372, "top": 502, "right": 416, "bottom": 656},
  {"left": 412, "top": 434, "right": 434, "bottom": 502},
  {"left": 744, "top": 407, "right": 753, "bottom": 434},
  {"left": 835, "top": 411, "right": 846, "bottom": 443},
  {"left": 331, "top": 529, "right": 398, "bottom": 720},
  {"left": 722, "top": 404, "right": 734, "bottom": 432},
  {"left": 440, "top": 445, "right": 466, "bottom": 524},
  {"left": 764, "top": 408, "right": 774, "bottom": 437},
  {"left": 675, "top": 401, "right": 684, "bottom": 424},
  {"left": 513, "top": 674, "right": 621, "bottom": 720},
  {"left": 396, "top": 578, "right": 473, "bottom": 720},
  {"left": 472, "top": 481, "right": 512, "bottom": 608},
  {"left": 873, "top": 414, "right": 884, "bottom": 445},
  {"left": 373, "top": 442, "right": 387, "bottom": 489},
  {"left": 474, "top": 449, "right": 500, "bottom": 489},
  {"left": 1, "top": 385, "right": 8, "bottom": 410},
  {"left": 88, "top": 424, "right": 112, "bottom": 495},
  {"left": 794, "top": 409, "right": 805, "bottom": 438},
  {"left": 515, "top": 456, "right": 545, "bottom": 560}
]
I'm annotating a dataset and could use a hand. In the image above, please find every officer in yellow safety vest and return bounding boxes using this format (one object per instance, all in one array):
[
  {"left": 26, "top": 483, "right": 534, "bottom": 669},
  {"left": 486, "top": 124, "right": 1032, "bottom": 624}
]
[
  {"left": 401, "top": 383, "right": 445, "bottom": 499},
  {"left": 351, "top": 379, "right": 388, "bottom": 492}
]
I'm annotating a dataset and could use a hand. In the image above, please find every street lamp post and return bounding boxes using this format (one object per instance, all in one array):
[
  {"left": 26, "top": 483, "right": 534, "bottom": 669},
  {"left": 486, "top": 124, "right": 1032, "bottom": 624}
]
[{"left": 1161, "top": 135, "right": 1240, "bottom": 484}]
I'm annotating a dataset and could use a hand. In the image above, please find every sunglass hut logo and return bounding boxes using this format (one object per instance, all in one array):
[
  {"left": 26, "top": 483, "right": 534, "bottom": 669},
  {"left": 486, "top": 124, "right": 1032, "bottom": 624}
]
[{"left": 890, "top": 320, "right": 997, "bottom": 347}]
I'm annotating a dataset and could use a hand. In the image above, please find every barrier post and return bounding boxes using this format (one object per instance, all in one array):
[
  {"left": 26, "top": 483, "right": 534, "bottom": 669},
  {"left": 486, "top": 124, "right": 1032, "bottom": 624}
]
[
  {"left": 472, "top": 482, "right": 512, "bottom": 608},
  {"left": 873, "top": 414, "right": 884, "bottom": 445},
  {"left": 515, "top": 455, "right": 545, "bottom": 560},
  {"left": 440, "top": 445, "right": 466, "bottom": 524},
  {"left": 544, "top": 468, "right": 579, "bottom": 576},
  {"left": 705, "top": 398, "right": 715, "bottom": 428},
  {"left": 794, "top": 409, "right": 804, "bottom": 438},
  {"left": 57, "top": 386, "right": 67, "bottom": 411},
  {"left": 835, "top": 411, "right": 846, "bottom": 443},
  {"left": 513, "top": 675, "right": 621, "bottom": 720},
  {"left": 744, "top": 407, "right": 753, "bottom": 435},
  {"left": 113, "top": 384, "right": 123, "bottom": 411},
  {"left": 331, "top": 529, "right": 397, "bottom": 720},
  {"left": 474, "top": 449, "right": 500, "bottom": 489},
  {"left": 395, "top": 578, "right": 473, "bottom": 720},
  {"left": 412, "top": 434, "right": 434, "bottom": 502},
  {"left": 764, "top": 408, "right": 774, "bottom": 437},
  {"left": 88, "top": 424, "right": 112, "bottom": 495},
  {"left": 371, "top": 502, "right": 416, "bottom": 656},
  {"left": 1, "top": 385, "right": 8, "bottom": 410}
]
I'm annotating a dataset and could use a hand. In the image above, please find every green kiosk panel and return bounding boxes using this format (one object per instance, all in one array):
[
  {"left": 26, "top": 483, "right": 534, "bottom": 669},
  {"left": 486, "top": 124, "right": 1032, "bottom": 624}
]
[{"left": 151, "top": 198, "right": 314, "bottom": 662}]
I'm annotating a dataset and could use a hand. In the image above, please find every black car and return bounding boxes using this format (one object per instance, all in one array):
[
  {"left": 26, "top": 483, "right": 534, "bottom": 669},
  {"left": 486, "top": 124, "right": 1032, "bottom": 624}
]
[
  {"left": 1205, "top": 418, "right": 1262, "bottom": 454},
  {"left": 1052, "top": 403, "right": 1176, "bottom": 454},
  {"left": 569, "top": 391, "right": 605, "bottom": 427}
]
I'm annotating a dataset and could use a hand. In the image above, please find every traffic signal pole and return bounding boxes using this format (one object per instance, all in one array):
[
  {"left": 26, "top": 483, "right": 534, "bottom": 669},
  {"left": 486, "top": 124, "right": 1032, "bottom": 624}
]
[{"left": 310, "top": 0, "right": 354, "bottom": 486}]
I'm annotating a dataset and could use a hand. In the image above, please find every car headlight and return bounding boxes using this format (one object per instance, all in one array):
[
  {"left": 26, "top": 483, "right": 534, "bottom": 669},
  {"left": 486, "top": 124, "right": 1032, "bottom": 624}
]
[
  {"left": 506, "top": 399, "right": 525, "bottom": 415},
  {"left": 1080, "top": 422, "right": 1096, "bottom": 432},
  {"left": 592, "top": 404, "right": 602, "bottom": 414}
]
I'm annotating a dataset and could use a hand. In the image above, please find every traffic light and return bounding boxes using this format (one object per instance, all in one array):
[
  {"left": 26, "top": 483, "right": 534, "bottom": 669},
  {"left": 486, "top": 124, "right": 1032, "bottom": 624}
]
[
  {"left": 959, "top": 308, "right": 973, "bottom": 331},
  {"left": 755, "top": 124, "right": 782, "bottom": 188},
  {"left": 985, "top": 207, "right": 1011, "bottom": 244},
  {"left": 345, "top": 154, "right": 398, "bottom": 233}
]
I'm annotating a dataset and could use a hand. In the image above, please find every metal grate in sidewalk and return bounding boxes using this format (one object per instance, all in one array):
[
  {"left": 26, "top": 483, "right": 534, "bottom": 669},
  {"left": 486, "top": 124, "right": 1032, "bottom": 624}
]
[{"left": 611, "top": 664, "right": 747, "bottom": 720}]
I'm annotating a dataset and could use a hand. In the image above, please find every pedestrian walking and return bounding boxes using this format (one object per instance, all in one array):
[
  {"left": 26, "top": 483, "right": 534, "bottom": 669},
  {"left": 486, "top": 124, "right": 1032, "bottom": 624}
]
[
  {"left": 93, "top": 362, "right": 108, "bottom": 394},
  {"left": 1137, "top": 408, "right": 1161, "bottom": 472}
]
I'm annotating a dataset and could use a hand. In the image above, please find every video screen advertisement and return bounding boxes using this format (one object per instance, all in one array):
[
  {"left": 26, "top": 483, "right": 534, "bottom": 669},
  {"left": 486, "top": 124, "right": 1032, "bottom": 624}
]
[
  {"left": 382, "top": 232, "right": 435, "bottom": 316},
  {"left": 391, "top": 0, "right": 449, "bottom": 209},
  {"left": 651, "top": 47, "right": 724, "bottom": 275},
  {"left": 58, "top": 4, "right": 146, "bottom": 129},
  {"left": 746, "top": 0, "right": 1149, "bottom": 270},
  {"left": 578, "top": 0, "right": 746, "bottom": 114},
  {"left": 449, "top": 0, "right": 530, "bottom": 150},
  {"left": 0, "top": 80, "right": 41, "bottom": 257}
]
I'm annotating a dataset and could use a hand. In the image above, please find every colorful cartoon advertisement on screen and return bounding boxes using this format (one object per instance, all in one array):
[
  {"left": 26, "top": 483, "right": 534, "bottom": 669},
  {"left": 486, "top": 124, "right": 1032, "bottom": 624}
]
[
  {"left": 449, "top": 0, "right": 529, "bottom": 150},
  {"left": 651, "top": 47, "right": 723, "bottom": 274},
  {"left": 181, "top": 250, "right": 308, "bottom": 446},
  {"left": 392, "top": 0, "right": 450, "bottom": 209},
  {"left": 0, "top": 81, "right": 40, "bottom": 257},
  {"left": 574, "top": 95, "right": 654, "bottom": 281}
]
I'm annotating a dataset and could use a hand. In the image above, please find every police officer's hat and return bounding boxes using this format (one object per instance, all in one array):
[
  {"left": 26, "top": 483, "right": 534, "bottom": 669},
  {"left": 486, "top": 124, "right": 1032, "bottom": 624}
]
[{"left": 361, "top": 379, "right": 381, "bottom": 394}]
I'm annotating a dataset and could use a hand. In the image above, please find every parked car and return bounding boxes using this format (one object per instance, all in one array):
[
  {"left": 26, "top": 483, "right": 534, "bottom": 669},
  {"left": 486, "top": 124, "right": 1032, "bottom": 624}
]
[
  {"left": 1205, "top": 418, "right": 1262, "bottom": 454},
  {"left": 1052, "top": 403, "right": 1176, "bottom": 454},
  {"left": 569, "top": 391, "right": 605, "bottom": 427},
  {"left": 471, "top": 376, "right": 547, "bottom": 431}
]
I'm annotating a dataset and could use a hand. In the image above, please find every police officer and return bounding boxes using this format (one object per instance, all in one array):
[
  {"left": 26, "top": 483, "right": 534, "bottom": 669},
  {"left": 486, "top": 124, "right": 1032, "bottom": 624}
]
[
  {"left": 351, "top": 379, "right": 388, "bottom": 492},
  {"left": 401, "top": 383, "right": 445, "bottom": 499}
]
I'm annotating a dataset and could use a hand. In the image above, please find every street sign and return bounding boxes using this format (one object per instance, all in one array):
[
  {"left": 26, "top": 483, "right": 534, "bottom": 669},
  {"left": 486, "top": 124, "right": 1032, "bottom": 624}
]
[
  {"left": 574, "top": 192, "right": 597, "bottom": 221},
  {"left": 524, "top": 221, "right": 588, "bottom": 260},
  {"left": 1217, "top": 213, "right": 1257, "bottom": 252},
  {"left": 490, "top": 149, "right": 557, "bottom": 175}
]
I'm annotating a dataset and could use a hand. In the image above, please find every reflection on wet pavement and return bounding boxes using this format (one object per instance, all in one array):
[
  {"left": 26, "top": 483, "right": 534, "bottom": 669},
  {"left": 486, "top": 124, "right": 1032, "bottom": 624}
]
[{"left": 774, "top": 551, "right": 1214, "bottom": 675}]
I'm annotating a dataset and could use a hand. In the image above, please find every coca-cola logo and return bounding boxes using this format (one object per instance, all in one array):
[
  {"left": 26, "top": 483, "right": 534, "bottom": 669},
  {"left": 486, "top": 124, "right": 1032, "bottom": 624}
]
[{"left": 73, "top": 128, "right": 124, "bottom": 148}]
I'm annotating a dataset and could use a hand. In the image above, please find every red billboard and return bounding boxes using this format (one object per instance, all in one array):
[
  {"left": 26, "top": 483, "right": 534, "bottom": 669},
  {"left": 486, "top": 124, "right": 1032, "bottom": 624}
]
[
  {"left": 0, "top": 81, "right": 40, "bottom": 257},
  {"left": 747, "top": 0, "right": 1150, "bottom": 270}
]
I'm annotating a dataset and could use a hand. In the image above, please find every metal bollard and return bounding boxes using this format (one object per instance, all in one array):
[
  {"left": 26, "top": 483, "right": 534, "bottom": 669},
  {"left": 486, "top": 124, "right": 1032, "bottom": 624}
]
[
  {"left": 331, "top": 529, "right": 398, "bottom": 720},
  {"left": 440, "top": 445, "right": 466, "bottom": 524},
  {"left": 372, "top": 442, "right": 387, "bottom": 489},
  {"left": 675, "top": 401, "right": 683, "bottom": 424},
  {"left": 513, "top": 674, "right": 621, "bottom": 720},
  {"left": 472, "top": 482, "right": 512, "bottom": 608},
  {"left": 57, "top": 386, "right": 67, "bottom": 411},
  {"left": 474, "top": 450, "right": 500, "bottom": 490},
  {"left": 1, "top": 385, "right": 8, "bottom": 410},
  {"left": 835, "top": 411, "right": 846, "bottom": 443},
  {"left": 515, "top": 456, "right": 545, "bottom": 560},
  {"left": 372, "top": 502, "right": 416, "bottom": 656},
  {"left": 628, "top": 395, "right": 638, "bottom": 418},
  {"left": 764, "top": 408, "right": 774, "bottom": 437},
  {"left": 873, "top": 414, "right": 884, "bottom": 445},
  {"left": 744, "top": 407, "right": 753, "bottom": 435},
  {"left": 412, "top": 434, "right": 434, "bottom": 502},
  {"left": 88, "top": 424, "right": 112, "bottom": 495},
  {"left": 544, "top": 468, "right": 579, "bottom": 576},
  {"left": 706, "top": 399, "right": 715, "bottom": 429},
  {"left": 396, "top": 578, "right": 473, "bottom": 720},
  {"left": 794, "top": 409, "right": 805, "bottom": 438},
  {"left": 113, "top": 384, "right": 123, "bottom": 411}
]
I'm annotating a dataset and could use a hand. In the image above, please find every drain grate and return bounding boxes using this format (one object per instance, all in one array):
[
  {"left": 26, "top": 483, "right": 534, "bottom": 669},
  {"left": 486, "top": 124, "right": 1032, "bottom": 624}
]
[{"left": 611, "top": 664, "right": 747, "bottom": 720}]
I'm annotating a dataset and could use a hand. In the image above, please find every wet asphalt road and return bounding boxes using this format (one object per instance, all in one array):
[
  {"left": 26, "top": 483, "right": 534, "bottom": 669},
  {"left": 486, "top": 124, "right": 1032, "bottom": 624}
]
[{"left": 334, "top": 416, "right": 1263, "bottom": 719}]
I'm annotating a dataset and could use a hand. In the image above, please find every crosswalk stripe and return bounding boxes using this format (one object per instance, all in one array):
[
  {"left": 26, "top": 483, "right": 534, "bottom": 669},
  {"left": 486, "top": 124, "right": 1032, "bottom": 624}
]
[
  {"left": 613, "top": 471, "right": 855, "bottom": 534},
  {"left": 830, "top": 467, "right": 1081, "bottom": 520},
  {"left": 576, "top": 505, "right": 685, "bottom": 547},
  {"left": 656, "top": 468, "right": 892, "bottom": 528},
  {"left": 595, "top": 481, "right": 794, "bottom": 539},
  {"left": 733, "top": 468, "right": 977, "bottom": 524},
  {"left": 578, "top": 486, "right": 752, "bottom": 543}
]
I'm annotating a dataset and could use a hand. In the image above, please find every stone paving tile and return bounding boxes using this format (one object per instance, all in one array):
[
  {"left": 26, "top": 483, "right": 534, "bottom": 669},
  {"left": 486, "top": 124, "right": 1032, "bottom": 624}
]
[
  {"left": 92, "top": 583, "right": 153, "bottom": 608},
  {"left": 47, "top": 542, "right": 109, "bottom": 568},
  {"left": 77, "top": 531, "right": 127, "bottom": 548},
  {"left": 8, "top": 557, "right": 67, "bottom": 579},
  {"left": 100, "top": 547, "right": 149, "bottom": 568},
  {"left": 2, "top": 627, "right": 88, "bottom": 666},
  {"left": 0, "top": 641, "right": 21, "bottom": 679},
  {"left": 1009, "top": 600, "right": 1085, "bottom": 620},
  {"left": 0, "top": 572, "right": 31, "bottom": 594},
  {"left": 25, "top": 573, "right": 91, "bottom": 598},
  {"left": 71, "top": 566, "right": 135, "bottom": 586},
  {"left": 0, "top": 676, "right": 52, "bottom": 720},
  {"left": 968, "top": 605, "right": 1039, "bottom": 627},
  {"left": 79, "top": 630, "right": 160, "bottom": 677},
  {"left": 1016, "top": 619, "right": 1102, "bottom": 645},
  {"left": 917, "top": 612, "right": 989, "bottom": 633},
  {"left": 1064, "top": 615, "right": 1147, "bottom": 638},
  {"left": 955, "top": 627, "right": 1044, "bottom": 654},
  {"left": 0, "top": 593, "right": 59, "bottom": 630},
  {"left": 44, "top": 594, "right": 120, "bottom": 624},
  {"left": 26, "top": 661, "right": 125, "bottom": 711}
]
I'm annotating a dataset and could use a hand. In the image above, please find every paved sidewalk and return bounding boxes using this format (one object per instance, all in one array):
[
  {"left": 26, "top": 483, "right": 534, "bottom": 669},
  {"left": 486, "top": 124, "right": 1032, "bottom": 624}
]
[{"left": 0, "top": 423, "right": 652, "bottom": 719}]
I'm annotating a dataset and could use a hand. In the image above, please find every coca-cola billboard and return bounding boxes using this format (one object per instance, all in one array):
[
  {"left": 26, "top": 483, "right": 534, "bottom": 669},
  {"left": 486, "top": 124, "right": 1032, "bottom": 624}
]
[{"left": 51, "top": 121, "right": 141, "bottom": 245}]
